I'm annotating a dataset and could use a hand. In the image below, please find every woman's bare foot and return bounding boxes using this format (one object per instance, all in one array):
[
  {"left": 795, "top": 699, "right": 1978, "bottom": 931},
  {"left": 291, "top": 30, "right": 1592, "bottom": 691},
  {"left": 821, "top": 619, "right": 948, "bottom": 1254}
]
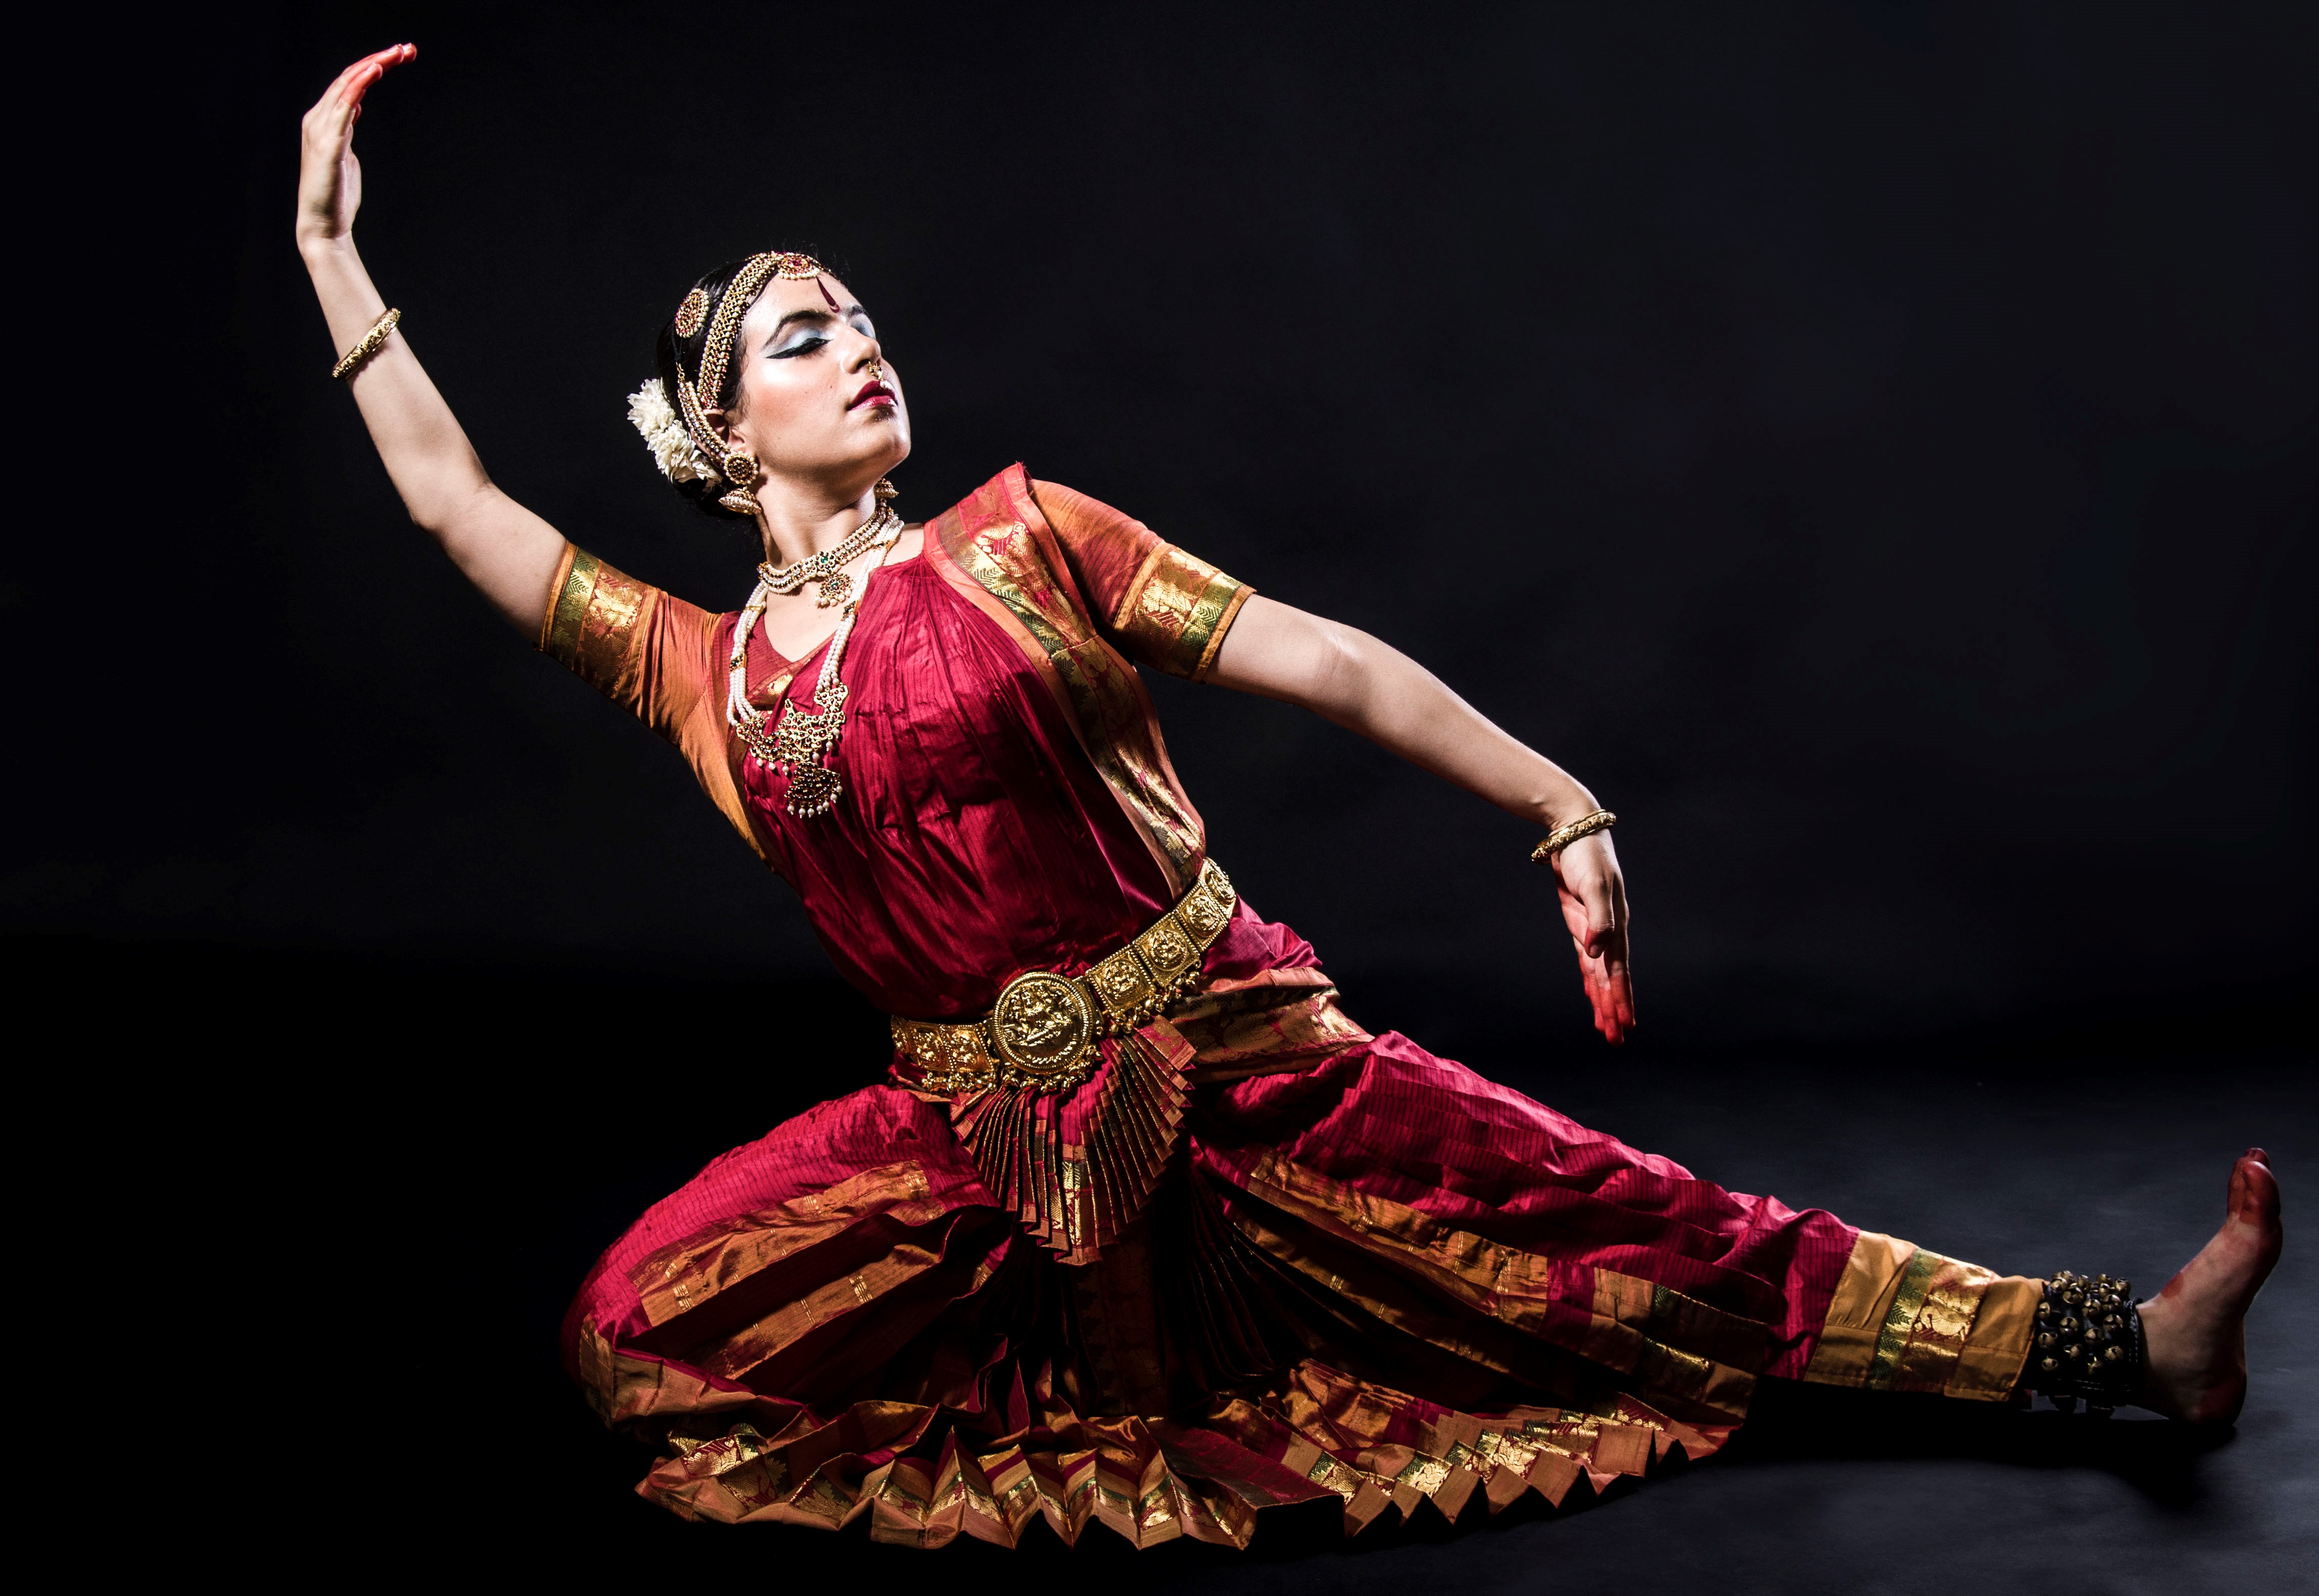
[{"left": 2134, "top": 1148, "right": 2283, "bottom": 1425}]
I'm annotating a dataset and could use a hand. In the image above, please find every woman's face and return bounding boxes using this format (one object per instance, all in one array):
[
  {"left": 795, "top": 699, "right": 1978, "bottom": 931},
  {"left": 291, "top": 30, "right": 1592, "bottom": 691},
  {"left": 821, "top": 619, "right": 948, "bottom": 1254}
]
[{"left": 715, "top": 272, "right": 909, "bottom": 497}]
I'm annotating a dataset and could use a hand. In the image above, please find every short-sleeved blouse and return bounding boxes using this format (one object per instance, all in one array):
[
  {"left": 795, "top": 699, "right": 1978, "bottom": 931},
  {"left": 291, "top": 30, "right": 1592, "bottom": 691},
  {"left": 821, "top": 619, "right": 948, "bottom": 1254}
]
[{"left": 537, "top": 468, "right": 1261, "bottom": 1020}]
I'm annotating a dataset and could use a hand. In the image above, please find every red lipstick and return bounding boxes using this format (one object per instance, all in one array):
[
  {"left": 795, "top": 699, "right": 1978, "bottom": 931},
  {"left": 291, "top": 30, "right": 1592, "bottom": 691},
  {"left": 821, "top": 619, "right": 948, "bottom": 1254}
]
[{"left": 850, "top": 379, "right": 896, "bottom": 410}]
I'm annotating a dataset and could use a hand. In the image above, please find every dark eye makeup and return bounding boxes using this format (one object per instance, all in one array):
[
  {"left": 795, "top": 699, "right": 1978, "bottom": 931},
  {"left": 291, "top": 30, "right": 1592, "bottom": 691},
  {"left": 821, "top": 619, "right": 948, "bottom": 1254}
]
[
  {"left": 761, "top": 308, "right": 876, "bottom": 359},
  {"left": 770, "top": 331, "right": 829, "bottom": 358}
]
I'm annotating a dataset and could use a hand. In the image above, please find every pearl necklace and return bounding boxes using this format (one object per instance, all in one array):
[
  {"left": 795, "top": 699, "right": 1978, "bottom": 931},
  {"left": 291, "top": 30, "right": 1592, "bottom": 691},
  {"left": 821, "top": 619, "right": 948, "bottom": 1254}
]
[{"left": 727, "top": 514, "right": 904, "bottom": 818}]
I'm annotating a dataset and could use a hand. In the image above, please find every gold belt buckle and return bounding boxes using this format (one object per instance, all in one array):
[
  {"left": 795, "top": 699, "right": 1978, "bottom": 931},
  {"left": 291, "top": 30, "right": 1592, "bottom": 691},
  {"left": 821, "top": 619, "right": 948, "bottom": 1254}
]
[
  {"left": 989, "top": 969, "right": 1099, "bottom": 1078},
  {"left": 894, "top": 859, "right": 1238, "bottom": 1094}
]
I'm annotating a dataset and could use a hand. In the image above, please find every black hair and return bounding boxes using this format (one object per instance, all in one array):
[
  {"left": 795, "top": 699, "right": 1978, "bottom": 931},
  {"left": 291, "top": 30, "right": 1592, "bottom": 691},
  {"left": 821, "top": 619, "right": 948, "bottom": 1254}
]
[{"left": 651, "top": 257, "right": 772, "bottom": 523}]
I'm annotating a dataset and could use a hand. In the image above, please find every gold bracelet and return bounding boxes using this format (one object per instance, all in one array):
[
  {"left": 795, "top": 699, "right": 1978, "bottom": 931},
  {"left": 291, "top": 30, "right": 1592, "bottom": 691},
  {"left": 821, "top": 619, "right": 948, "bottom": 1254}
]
[
  {"left": 331, "top": 307, "right": 402, "bottom": 380},
  {"left": 1531, "top": 808, "right": 1615, "bottom": 863}
]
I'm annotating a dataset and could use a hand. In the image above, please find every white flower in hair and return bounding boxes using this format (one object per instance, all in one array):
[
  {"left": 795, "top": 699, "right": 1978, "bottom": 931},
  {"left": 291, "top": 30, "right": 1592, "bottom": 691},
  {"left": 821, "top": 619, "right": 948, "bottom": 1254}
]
[{"left": 627, "top": 378, "right": 720, "bottom": 485}]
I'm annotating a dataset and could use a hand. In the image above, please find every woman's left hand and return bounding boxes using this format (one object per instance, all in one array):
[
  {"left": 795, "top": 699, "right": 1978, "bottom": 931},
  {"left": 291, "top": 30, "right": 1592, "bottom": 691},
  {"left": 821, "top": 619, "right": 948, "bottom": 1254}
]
[
  {"left": 1206, "top": 596, "right": 1640, "bottom": 1042},
  {"left": 1552, "top": 832, "right": 1634, "bottom": 1043}
]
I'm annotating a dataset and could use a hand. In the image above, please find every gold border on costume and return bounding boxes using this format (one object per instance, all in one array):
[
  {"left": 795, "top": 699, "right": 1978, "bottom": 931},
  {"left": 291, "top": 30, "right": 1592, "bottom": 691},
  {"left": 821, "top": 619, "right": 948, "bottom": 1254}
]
[
  {"left": 1112, "top": 544, "right": 1253, "bottom": 682},
  {"left": 927, "top": 471, "right": 1227, "bottom": 892},
  {"left": 540, "top": 544, "right": 659, "bottom": 704},
  {"left": 1800, "top": 1230, "right": 2040, "bottom": 1399}
]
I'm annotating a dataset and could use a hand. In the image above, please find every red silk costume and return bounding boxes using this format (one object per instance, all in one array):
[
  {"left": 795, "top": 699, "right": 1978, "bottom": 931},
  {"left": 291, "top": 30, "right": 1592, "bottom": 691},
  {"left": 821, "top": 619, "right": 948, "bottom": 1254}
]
[{"left": 547, "top": 465, "right": 2041, "bottom": 1547}]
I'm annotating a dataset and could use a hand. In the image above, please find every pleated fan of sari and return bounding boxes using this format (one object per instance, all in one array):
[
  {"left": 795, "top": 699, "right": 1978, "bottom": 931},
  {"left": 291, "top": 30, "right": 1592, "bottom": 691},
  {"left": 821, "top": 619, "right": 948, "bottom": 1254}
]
[{"left": 946, "top": 1020, "right": 1198, "bottom": 1267}]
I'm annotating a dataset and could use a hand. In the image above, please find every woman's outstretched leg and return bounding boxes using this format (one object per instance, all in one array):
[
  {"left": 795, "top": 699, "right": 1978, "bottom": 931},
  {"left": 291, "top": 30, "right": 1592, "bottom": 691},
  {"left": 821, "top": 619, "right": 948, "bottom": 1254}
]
[{"left": 2137, "top": 1148, "right": 2284, "bottom": 1425}]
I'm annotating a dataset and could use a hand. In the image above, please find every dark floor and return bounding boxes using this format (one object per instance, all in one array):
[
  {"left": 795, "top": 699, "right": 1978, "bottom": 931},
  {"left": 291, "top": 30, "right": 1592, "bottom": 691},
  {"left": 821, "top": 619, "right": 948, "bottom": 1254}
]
[{"left": 51, "top": 944, "right": 2311, "bottom": 1590}]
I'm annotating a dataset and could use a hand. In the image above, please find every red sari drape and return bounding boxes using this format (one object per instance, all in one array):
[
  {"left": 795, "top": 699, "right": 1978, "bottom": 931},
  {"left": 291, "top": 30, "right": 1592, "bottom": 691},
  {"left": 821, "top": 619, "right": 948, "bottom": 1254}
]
[{"left": 541, "top": 466, "right": 2040, "bottom": 1547}]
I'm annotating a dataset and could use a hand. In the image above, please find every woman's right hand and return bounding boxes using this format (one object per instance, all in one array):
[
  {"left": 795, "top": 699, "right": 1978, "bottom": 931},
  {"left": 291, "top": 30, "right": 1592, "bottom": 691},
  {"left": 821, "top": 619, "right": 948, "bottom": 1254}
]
[
  {"left": 296, "top": 43, "right": 415, "bottom": 253},
  {"left": 291, "top": 38, "right": 564, "bottom": 634}
]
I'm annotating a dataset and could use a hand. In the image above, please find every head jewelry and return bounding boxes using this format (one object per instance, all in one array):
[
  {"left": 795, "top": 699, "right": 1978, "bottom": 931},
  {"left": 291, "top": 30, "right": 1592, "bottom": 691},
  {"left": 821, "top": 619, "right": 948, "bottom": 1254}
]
[{"left": 628, "top": 251, "right": 826, "bottom": 512}]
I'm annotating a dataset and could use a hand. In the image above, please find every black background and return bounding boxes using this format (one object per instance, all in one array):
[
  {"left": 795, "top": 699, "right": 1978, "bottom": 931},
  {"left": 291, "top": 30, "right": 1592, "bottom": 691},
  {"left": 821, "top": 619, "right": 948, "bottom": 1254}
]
[
  {"left": 10, "top": 4, "right": 2314, "bottom": 1585},
  {"left": 15, "top": 1, "right": 2313, "bottom": 1043}
]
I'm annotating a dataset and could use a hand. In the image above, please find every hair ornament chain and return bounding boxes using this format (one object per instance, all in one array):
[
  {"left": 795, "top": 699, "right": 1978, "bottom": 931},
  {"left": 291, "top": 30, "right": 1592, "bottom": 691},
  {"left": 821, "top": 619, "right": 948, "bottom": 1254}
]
[{"left": 628, "top": 251, "right": 827, "bottom": 498}]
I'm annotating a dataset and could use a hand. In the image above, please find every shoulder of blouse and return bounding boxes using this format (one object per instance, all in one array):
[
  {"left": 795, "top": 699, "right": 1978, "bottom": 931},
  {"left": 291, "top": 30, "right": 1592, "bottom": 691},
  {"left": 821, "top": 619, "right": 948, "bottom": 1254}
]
[
  {"left": 1023, "top": 478, "right": 1254, "bottom": 683},
  {"left": 538, "top": 540, "right": 725, "bottom": 733},
  {"left": 538, "top": 541, "right": 767, "bottom": 860}
]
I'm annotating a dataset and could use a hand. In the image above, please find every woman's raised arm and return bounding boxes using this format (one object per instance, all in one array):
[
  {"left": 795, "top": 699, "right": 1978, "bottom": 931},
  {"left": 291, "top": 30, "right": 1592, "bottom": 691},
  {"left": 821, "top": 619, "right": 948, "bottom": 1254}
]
[
  {"left": 1209, "top": 595, "right": 1636, "bottom": 1042},
  {"left": 296, "top": 46, "right": 565, "bottom": 635}
]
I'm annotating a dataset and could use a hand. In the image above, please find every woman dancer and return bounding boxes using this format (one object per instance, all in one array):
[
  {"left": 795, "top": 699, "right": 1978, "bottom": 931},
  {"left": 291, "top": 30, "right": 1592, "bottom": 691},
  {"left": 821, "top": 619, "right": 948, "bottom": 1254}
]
[{"left": 299, "top": 48, "right": 2281, "bottom": 1546}]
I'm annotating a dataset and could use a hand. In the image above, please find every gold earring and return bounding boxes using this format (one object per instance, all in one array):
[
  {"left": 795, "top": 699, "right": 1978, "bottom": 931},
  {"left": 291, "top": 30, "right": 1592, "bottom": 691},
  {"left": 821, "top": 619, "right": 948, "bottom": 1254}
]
[
  {"left": 719, "top": 450, "right": 762, "bottom": 514},
  {"left": 874, "top": 476, "right": 898, "bottom": 503}
]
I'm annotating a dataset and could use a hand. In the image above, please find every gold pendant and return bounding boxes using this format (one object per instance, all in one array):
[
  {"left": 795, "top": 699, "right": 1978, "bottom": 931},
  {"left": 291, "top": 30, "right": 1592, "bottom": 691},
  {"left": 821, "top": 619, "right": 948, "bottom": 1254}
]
[
  {"left": 785, "top": 763, "right": 843, "bottom": 818},
  {"left": 817, "top": 571, "right": 853, "bottom": 609}
]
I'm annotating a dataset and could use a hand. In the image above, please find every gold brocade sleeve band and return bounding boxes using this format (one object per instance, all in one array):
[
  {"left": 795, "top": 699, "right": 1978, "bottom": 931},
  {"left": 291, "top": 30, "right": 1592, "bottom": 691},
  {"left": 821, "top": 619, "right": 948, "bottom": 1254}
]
[
  {"left": 1113, "top": 545, "right": 1253, "bottom": 682},
  {"left": 539, "top": 544, "right": 659, "bottom": 707},
  {"left": 543, "top": 547, "right": 600, "bottom": 662}
]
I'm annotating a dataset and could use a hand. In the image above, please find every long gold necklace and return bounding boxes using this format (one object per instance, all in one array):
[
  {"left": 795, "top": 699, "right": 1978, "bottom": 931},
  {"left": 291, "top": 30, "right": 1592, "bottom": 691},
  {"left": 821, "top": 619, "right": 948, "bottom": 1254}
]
[{"left": 727, "top": 513, "right": 903, "bottom": 818}]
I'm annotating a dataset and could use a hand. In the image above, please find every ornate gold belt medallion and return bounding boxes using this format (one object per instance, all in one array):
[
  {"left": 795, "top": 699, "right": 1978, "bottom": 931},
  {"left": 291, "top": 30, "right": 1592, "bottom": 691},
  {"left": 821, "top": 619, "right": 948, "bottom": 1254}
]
[{"left": 891, "top": 859, "right": 1238, "bottom": 1094}]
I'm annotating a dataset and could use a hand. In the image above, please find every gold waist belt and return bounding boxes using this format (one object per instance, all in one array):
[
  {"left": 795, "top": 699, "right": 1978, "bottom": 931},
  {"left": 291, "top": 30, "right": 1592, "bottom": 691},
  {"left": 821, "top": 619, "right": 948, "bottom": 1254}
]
[{"left": 890, "top": 858, "right": 1238, "bottom": 1094}]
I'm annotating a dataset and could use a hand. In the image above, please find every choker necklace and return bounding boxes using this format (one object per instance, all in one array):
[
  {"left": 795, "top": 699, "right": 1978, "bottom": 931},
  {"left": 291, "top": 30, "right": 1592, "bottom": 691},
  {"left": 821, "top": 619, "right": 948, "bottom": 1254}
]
[
  {"left": 727, "top": 510, "right": 905, "bottom": 818},
  {"left": 759, "top": 497, "right": 901, "bottom": 610}
]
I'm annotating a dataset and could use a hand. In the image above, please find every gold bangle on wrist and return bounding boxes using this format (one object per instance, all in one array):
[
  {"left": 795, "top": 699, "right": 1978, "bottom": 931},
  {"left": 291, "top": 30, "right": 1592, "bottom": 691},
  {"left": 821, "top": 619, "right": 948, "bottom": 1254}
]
[
  {"left": 1531, "top": 808, "right": 1615, "bottom": 863},
  {"left": 331, "top": 307, "right": 402, "bottom": 380}
]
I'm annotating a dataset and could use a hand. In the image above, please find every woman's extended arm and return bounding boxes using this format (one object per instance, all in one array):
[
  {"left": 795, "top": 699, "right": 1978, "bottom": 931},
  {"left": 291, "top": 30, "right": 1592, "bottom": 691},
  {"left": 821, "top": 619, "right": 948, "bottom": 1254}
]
[
  {"left": 296, "top": 46, "right": 564, "bottom": 634},
  {"left": 1209, "top": 595, "right": 1636, "bottom": 1042}
]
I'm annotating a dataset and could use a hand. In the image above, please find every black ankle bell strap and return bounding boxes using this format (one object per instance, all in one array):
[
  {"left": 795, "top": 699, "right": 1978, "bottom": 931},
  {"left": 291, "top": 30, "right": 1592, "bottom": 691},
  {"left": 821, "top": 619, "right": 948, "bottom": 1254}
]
[{"left": 2023, "top": 1271, "right": 2143, "bottom": 1414}]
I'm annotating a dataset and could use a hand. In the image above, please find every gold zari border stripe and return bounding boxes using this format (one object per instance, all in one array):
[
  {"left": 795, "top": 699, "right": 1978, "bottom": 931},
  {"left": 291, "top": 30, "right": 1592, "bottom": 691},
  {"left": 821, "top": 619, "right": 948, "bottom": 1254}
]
[
  {"left": 543, "top": 547, "right": 599, "bottom": 663},
  {"left": 1112, "top": 544, "right": 1252, "bottom": 683},
  {"left": 537, "top": 543, "right": 657, "bottom": 702},
  {"left": 1802, "top": 1230, "right": 2040, "bottom": 1401},
  {"left": 1865, "top": 1244, "right": 1943, "bottom": 1388}
]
